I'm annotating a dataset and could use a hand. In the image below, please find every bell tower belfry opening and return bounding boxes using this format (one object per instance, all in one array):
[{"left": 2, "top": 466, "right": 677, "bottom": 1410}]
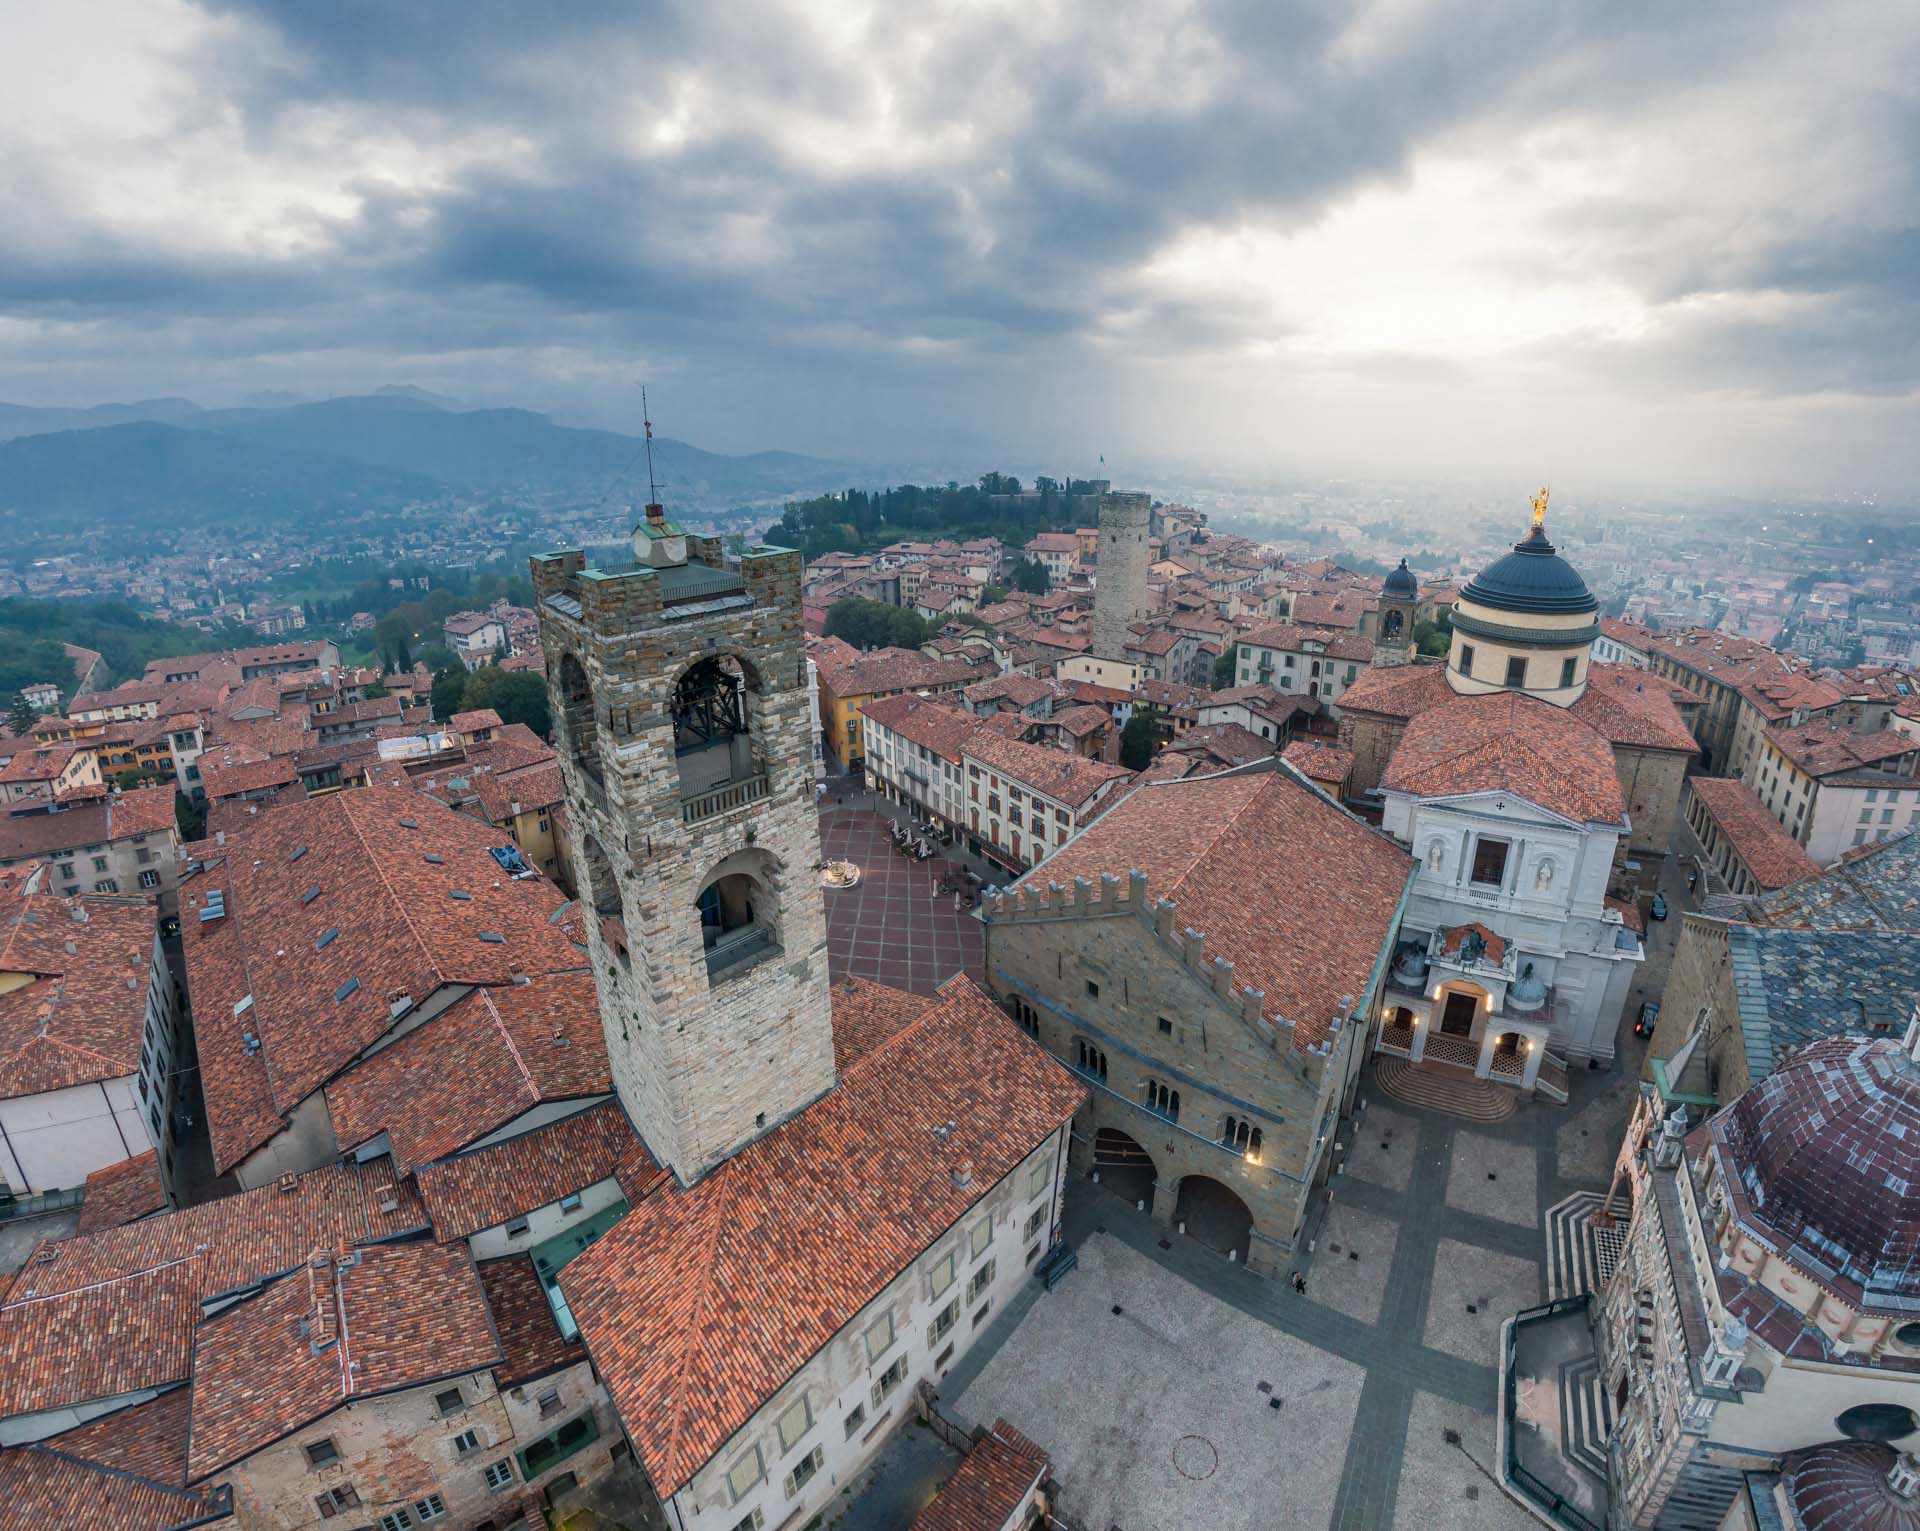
[{"left": 532, "top": 514, "right": 836, "bottom": 1184}]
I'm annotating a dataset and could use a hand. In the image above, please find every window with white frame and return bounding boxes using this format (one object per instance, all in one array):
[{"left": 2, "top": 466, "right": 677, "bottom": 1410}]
[
  {"left": 483, "top": 1458, "right": 515, "bottom": 1490},
  {"left": 872, "top": 1354, "right": 909, "bottom": 1407},
  {"left": 451, "top": 1428, "right": 481, "bottom": 1456},
  {"left": 1027, "top": 1159, "right": 1050, "bottom": 1198},
  {"left": 967, "top": 1258, "right": 997, "bottom": 1303},
  {"left": 378, "top": 1512, "right": 412, "bottom": 1531},
  {"left": 864, "top": 1312, "right": 895, "bottom": 1363},
  {"left": 929, "top": 1250, "right": 956, "bottom": 1299},
  {"left": 785, "top": 1444, "right": 825, "bottom": 1497},
  {"left": 928, "top": 1297, "right": 959, "bottom": 1347},
  {"left": 414, "top": 1498, "right": 446, "bottom": 1523},
  {"left": 970, "top": 1218, "right": 993, "bottom": 1259},
  {"left": 842, "top": 1402, "right": 867, "bottom": 1439}
]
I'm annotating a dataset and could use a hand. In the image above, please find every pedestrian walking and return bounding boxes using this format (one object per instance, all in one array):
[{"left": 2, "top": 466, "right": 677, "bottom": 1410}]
[{"left": 1291, "top": 1272, "right": 1306, "bottom": 1295}]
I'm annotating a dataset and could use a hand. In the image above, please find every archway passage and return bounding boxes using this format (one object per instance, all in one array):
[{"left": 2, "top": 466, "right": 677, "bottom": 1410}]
[
  {"left": 1176, "top": 1175, "right": 1254, "bottom": 1263},
  {"left": 1092, "top": 1127, "right": 1157, "bottom": 1209},
  {"left": 557, "top": 652, "right": 601, "bottom": 787},
  {"left": 695, "top": 850, "right": 782, "bottom": 980}
]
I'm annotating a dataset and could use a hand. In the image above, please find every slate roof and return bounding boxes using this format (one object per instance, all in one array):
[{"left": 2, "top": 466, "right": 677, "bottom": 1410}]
[
  {"left": 1725, "top": 925, "right": 1920, "bottom": 1084},
  {"left": 1686, "top": 777, "right": 1822, "bottom": 891},
  {"left": 180, "top": 784, "right": 586, "bottom": 1174},
  {"left": 0, "top": 1387, "right": 228, "bottom": 1530},
  {"left": 77, "top": 1150, "right": 169, "bottom": 1235},
  {"left": 559, "top": 976, "right": 1086, "bottom": 1497},
  {"left": 325, "top": 973, "right": 611, "bottom": 1172},
  {"left": 910, "top": 1419, "right": 1049, "bottom": 1531},
  {"left": 1017, "top": 765, "right": 1411, "bottom": 1048},
  {"left": 186, "top": 1240, "right": 501, "bottom": 1480},
  {"left": 414, "top": 1099, "right": 663, "bottom": 1243},
  {"left": 478, "top": 1255, "right": 588, "bottom": 1389},
  {"left": 0, "top": 885, "right": 154, "bottom": 1098},
  {"left": 1380, "top": 691, "right": 1627, "bottom": 826},
  {"left": 1752, "top": 828, "right": 1920, "bottom": 929}
]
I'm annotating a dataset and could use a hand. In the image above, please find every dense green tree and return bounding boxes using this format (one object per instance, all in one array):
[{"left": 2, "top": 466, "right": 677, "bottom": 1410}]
[
  {"left": 361, "top": 682, "right": 389, "bottom": 700},
  {"left": 1119, "top": 709, "right": 1161, "bottom": 771},
  {"left": 6, "top": 694, "right": 36, "bottom": 737},
  {"left": 430, "top": 666, "right": 469, "bottom": 723},
  {"left": 457, "top": 666, "right": 552, "bottom": 740},
  {"left": 1212, "top": 646, "right": 1238, "bottom": 690},
  {"left": 395, "top": 637, "right": 413, "bottom": 672},
  {"left": 1412, "top": 618, "right": 1452, "bottom": 657},
  {"left": 823, "top": 598, "right": 931, "bottom": 651},
  {"left": 1010, "top": 558, "right": 1051, "bottom": 595},
  {"left": 979, "top": 583, "right": 1009, "bottom": 606}
]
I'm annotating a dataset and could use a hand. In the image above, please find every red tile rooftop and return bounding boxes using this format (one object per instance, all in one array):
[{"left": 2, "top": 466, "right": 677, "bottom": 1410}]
[
  {"left": 963, "top": 730, "right": 1132, "bottom": 806},
  {"left": 559, "top": 976, "right": 1085, "bottom": 1497},
  {"left": 478, "top": 1254, "right": 588, "bottom": 1390},
  {"left": 1016, "top": 766, "right": 1411, "bottom": 1048},
  {"left": 1765, "top": 716, "right": 1917, "bottom": 779},
  {"left": 1686, "top": 777, "right": 1823, "bottom": 891},
  {"left": 0, "top": 1385, "right": 222, "bottom": 1529},
  {"left": 76, "top": 1150, "right": 168, "bottom": 1236},
  {"left": 910, "top": 1419, "right": 1049, "bottom": 1531},
  {"left": 1381, "top": 691, "right": 1626, "bottom": 826},
  {"left": 0, "top": 885, "right": 155, "bottom": 1099}
]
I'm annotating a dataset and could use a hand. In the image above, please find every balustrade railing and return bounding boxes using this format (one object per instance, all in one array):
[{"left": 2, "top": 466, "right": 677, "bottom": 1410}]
[{"left": 682, "top": 770, "right": 770, "bottom": 825}]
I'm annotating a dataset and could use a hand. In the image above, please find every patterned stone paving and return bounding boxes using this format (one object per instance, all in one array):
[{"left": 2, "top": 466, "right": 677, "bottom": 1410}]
[{"left": 818, "top": 806, "right": 984, "bottom": 996}]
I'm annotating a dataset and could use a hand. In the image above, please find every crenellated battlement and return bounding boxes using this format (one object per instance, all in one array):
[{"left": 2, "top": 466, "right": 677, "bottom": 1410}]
[{"left": 982, "top": 868, "right": 1352, "bottom": 1058}]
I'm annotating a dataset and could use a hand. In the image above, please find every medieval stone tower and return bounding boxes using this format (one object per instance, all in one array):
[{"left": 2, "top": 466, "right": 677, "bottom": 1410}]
[
  {"left": 1372, "top": 557, "right": 1418, "bottom": 669},
  {"left": 1092, "top": 491, "right": 1152, "bottom": 662},
  {"left": 532, "top": 507, "right": 835, "bottom": 1185}
]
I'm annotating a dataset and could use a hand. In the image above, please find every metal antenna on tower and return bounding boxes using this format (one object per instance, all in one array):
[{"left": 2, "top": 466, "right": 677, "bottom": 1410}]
[{"left": 642, "top": 386, "right": 661, "bottom": 506}]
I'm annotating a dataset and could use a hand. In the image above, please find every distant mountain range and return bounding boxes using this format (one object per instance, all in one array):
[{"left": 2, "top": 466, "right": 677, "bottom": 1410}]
[{"left": 0, "top": 392, "right": 850, "bottom": 527}]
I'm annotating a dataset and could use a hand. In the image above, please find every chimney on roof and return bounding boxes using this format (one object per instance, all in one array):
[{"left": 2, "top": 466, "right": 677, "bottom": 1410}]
[{"left": 951, "top": 1160, "right": 974, "bottom": 1189}]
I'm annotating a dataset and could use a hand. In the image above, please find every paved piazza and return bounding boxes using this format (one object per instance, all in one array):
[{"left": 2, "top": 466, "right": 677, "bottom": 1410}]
[
  {"left": 818, "top": 804, "right": 985, "bottom": 995},
  {"left": 939, "top": 1059, "right": 1638, "bottom": 1530}
]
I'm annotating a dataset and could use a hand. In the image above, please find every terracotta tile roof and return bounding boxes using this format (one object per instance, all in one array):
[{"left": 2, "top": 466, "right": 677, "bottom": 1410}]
[
  {"left": 0, "top": 745, "right": 84, "bottom": 785},
  {"left": 1163, "top": 722, "right": 1278, "bottom": 770},
  {"left": 1598, "top": 618, "right": 1657, "bottom": 651},
  {"left": 1068, "top": 682, "right": 1133, "bottom": 707},
  {"left": 451, "top": 708, "right": 504, "bottom": 733},
  {"left": 0, "top": 886, "right": 154, "bottom": 1098},
  {"left": 78, "top": 1151, "right": 168, "bottom": 1236},
  {"left": 1642, "top": 629, "right": 1844, "bottom": 719},
  {"left": 1133, "top": 679, "right": 1208, "bottom": 716},
  {"left": 1051, "top": 703, "right": 1111, "bottom": 738},
  {"left": 1241, "top": 622, "right": 1375, "bottom": 663},
  {"left": 110, "top": 784, "right": 179, "bottom": 839},
  {"left": 963, "top": 676, "right": 1052, "bottom": 707},
  {"left": 0, "top": 1262, "right": 198, "bottom": 1420},
  {"left": 963, "top": 731, "right": 1132, "bottom": 807},
  {"left": 1289, "top": 593, "right": 1372, "bottom": 630},
  {"left": 814, "top": 646, "right": 988, "bottom": 701},
  {"left": 1571, "top": 665, "right": 1700, "bottom": 754},
  {"left": 861, "top": 693, "right": 983, "bottom": 764},
  {"left": 1333, "top": 663, "right": 1456, "bottom": 721},
  {"left": 326, "top": 973, "right": 611, "bottom": 1171},
  {"left": 1766, "top": 717, "right": 1917, "bottom": 779},
  {"left": 1381, "top": 692, "right": 1627, "bottom": 825},
  {"left": 1604, "top": 895, "right": 1645, "bottom": 934},
  {"left": 828, "top": 976, "right": 935, "bottom": 1073},
  {"left": 0, "top": 1388, "right": 228, "bottom": 1530},
  {"left": 414, "top": 1100, "right": 662, "bottom": 1243},
  {"left": 1440, "top": 922, "right": 1506, "bottom": 963},
  {"left": 560, "top": 976, "right": 1086, "bottom": 1496},
  {"left": 1282, "top": 739, "right": 1354, "bottom": 788},
  {"left": 0, "top": 800, "right": 113, "bottom": 863},
  {"left": 468, "top": 759, "right": 565, "bottom": 825},
  {"left": 197, "top": 754, "right": 298, "bottom": 800},
  {"left": 1015, "top": 766, "right": 1411, "bottom": 1048},
  {"left": 1686, "top": 777, "right": 1822, "bottom": 891},
  {"left": 3, "top": 1156, "right": 424, "bottom": 1309},
  {"left": 186, "top": 1240, "right": 501, "bottom": 1480},
  {"left": 180, "top": 785, "right": 586, "bottom": 1174},
  {"left": 910, "top": 1420, "right": 1048, "bottom": 1531},
  {"left": 478, "top": 1256, "right": 587, "bottom": 1389}
]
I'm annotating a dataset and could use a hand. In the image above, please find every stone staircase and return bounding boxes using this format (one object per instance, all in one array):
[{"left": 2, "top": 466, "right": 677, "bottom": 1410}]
[
  {"left": 1546, "top": 1191, "right": 1625, "bottom": 1301},
  {"left": 1559, "top": 1352, "right": 1614, "bottom": 1481}
]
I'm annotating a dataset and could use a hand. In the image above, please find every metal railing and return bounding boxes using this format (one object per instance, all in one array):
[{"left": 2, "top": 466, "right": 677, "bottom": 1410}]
[
  {"left": 682, "top": 770, "right": 769, "bottom": 825},
  {"left": 1504, "top": 1295, "right": 1605, "bottom": 1531}
]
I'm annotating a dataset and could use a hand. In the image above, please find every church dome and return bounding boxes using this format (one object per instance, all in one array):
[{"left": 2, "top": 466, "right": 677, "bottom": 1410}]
[
  {"left": 1716, "top": 1036, "right": 1920, "bottom": 1305},
  {"left": 1462, "top": 524, "right": 1598, "bottom": 618},
  {"left": 1781, "top": 1442, "right": 1920, "bottom": 1531},
  {"left": 1383, "top": 558, "right": 1417, "bottom": 599}
]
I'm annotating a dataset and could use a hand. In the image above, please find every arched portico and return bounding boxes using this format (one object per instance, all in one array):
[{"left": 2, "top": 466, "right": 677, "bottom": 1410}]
[
  {"left": 1090, "top": 1127, "right": 1157, "bottom": 1210},
  {"left": 1175, "top": 1175, "right": 1255, "bottom": 1264}
]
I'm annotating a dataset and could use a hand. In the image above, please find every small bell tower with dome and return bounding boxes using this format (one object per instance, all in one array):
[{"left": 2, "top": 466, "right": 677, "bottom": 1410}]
[{"left": 1373, "top": 557, "right": 1418, "bottom": 669}]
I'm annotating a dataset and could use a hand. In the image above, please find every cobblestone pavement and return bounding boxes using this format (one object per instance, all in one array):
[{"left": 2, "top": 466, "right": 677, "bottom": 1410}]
[
  {"left": 818, "top": 805, "right": 985, "bottom": 996},
  {"left": 941, "top": 1049, "right": 1639, "bottom": 1530}
]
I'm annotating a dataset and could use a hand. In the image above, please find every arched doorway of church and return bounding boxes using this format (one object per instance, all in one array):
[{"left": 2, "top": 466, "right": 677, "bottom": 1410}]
[
  {"left": 1175, "top": 1175, "right": 1255, "bottom": 1263},
  {"left": 1091, "top": 1127, "right": 1157, "bottom": 1209}
]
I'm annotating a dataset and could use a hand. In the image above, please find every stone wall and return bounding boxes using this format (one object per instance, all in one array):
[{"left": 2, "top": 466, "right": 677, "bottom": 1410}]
[
  {"left": 1337, "top": 710, "right": 1406, "bottom": 797},
  {"left": 1641, "top": 915, "right": 1738, "bottom": 1097},
  {"left": 980, "top": 871, "right": 1367, "bottom": 1271},
  {"left": 1614, "top": 743, "right": 1690, "bottom": 861},
  {"left": 534, "top": 544, "right": 837, "bottom": 1185},
  {"left": 1092, "top": 493, "right": 1151, "bottom": 663}
]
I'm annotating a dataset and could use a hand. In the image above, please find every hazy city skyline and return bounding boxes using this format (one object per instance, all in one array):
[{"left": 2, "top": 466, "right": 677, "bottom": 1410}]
[{"left": 3, "top": 0, "right": 1916, "bottom": 495}]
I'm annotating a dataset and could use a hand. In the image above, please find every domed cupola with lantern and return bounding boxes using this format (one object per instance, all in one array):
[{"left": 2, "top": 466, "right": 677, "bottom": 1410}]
[{"left": 1446, "top": 487, "right": 1600, "bottom": 705}]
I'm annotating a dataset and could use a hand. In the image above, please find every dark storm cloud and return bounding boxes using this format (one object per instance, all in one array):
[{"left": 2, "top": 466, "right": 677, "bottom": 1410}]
[{"left": 0, "top": 0, "right": 1914, "bottom": 482}]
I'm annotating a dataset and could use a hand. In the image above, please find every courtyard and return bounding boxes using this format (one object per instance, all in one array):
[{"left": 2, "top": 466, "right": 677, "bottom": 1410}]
[
  {"left": 931, "top": 1057, "right": 1640, "bottom": 1531},
  {"left": 818, "top": 802, "right": 985, "bottom": 995}
]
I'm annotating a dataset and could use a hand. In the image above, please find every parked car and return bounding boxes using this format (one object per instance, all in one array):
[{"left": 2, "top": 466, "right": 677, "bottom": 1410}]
[
  {"left": 1649, "top": 893, "right": 1669, "bottom": 921},
  {"left": 1635, "top": 1001, "right": 1659, "bottom": 1038}
]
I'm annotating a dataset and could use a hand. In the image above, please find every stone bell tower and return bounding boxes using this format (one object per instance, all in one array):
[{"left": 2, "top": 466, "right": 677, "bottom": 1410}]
[
  {"left": 1372, "top": 557, "right": 1418, "bottom": 669},
  {"left": 533, "top": 506, "right": 835, "bottom": 1185}
]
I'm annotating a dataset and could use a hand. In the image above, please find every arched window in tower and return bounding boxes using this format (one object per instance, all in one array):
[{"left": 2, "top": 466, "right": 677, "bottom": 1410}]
[
  {"left": 1382, "top": 609, "right": 1403, "bottom": 641},
  {"left": 695, "top": 848, "right": 783, "bottom": 981},
  {"left": 579, "top": 832, "right": 627, "bottom": 964},
  {"left": 673, "top": 656, "right": 763, "bottom": 817},
  {"left": 557, "top": 653, "right": 601, "bottom": 792}
]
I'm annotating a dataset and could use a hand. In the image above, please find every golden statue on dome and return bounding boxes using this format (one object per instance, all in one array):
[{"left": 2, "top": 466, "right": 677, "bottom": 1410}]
[{"left": 1530, "top": 484, "right": 1551, "bottom": 529}]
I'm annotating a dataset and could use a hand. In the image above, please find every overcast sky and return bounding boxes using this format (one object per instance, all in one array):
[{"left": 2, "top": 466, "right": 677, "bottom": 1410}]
[{"left": 2, "top": 0, "right": 1916, "bottom": 493}]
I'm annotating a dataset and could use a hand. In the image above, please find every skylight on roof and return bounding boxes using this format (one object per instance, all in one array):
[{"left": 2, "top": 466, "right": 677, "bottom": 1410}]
[
  {"left": 288, "top": 846, "right": 307, "bottom": 862},
  {"left": 398, "top": 818, "right": 419, "bottom": 829},
  {"left": 301, "top": 886, "right": 321, "bottom": 905},
  {"left": 476, "top": 931, "right": 505, "bottom": 944},
  {"left": 449, "top": 890, "right": 472, "bottom": 901},
  {"left": 423, "top": 854, "right": 444, "bottom": 865},
  {"left": 316, "top": 928, "right": 340, "bottom": 951},
  {"left": 334, "top": 978, "right": 360, "bottom": 1002}
]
